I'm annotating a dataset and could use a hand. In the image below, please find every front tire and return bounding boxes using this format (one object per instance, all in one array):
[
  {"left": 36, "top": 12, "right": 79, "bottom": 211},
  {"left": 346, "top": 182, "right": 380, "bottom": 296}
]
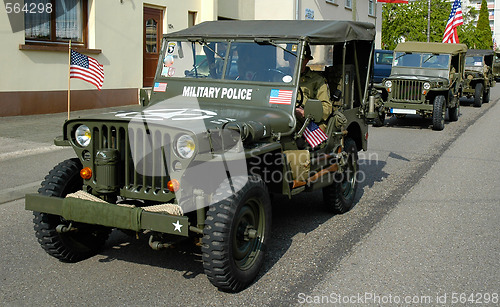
[
  {"left": 323, "top": 138, "right": 359, "bottom": 214},
  {"left": 483, "top": 88, "right": 490, "bottom": 104},
  {"left": 33, "top": 158, "right": 110, "bottom": 262},
  {"left": 474, "top": 83, "right": 483, "bottom": 107},
  {"left": 202, "top": 176, "right": 271, "bottom": 292},
  {"left": 432, "top": 95, "right": 445, "bottom": 131}
]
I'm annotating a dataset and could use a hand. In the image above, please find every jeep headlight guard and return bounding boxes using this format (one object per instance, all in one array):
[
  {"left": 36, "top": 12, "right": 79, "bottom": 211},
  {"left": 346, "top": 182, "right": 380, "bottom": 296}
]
[
  {"left": 75, "top": 125, "right": 91, "bottom": 147},
  {"left": 175, "top": 134, "right": 196, "bottom": 159}
]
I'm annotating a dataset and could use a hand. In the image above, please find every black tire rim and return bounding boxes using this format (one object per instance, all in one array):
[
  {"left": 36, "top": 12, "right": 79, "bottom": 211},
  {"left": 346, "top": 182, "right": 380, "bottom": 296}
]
[{"left": 232, "top": 197, "right": 266, "bottom": 271}]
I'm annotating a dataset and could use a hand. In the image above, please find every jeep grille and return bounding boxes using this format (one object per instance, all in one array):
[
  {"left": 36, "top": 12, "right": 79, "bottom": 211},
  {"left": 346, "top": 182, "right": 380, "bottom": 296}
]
[
  {"left": 392, "top": 80, "right": 424, "bottom": 103},
  {"left": 91, "top": 124, "right": 172, "bottom": 198}
]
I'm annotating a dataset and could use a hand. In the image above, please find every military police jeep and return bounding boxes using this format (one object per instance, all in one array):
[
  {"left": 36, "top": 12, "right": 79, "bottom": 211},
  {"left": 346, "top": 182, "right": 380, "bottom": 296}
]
[
  {"left": 462, "top": 49, "right": 494, "bottom": 107},
  {"left": 373, "top": 42, "right": 467, "bottom": 130},
  {"left": 25, "top": 20, "right": 375, "bottom": 292}
]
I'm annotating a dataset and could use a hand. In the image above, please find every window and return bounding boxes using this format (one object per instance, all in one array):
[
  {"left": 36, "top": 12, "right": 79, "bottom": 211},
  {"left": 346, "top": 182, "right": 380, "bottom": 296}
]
[
  {"left": 345, "top": 0, "right": 352, "bottom": 9},
  {"left": 188, "top": 11, "right": 197, "bottom": 28},
  {"left": 369, "top": 0, "right": 376, "bottom": 16},
  {"left": 325, "top": 0, "right": 337, "bottom": 4},
  {"left": 24, "top": 0, "right": 87, "bottom": 46}
]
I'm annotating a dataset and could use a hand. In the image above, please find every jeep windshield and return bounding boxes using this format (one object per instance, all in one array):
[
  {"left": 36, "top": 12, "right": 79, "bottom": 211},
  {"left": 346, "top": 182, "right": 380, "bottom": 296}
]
[
  {"left": 160, "top": 40, "right": 298, "bottom": 83},
  {"left": 393, "top": 52, "right": 450, "bottom": 69},
  {"left": 465, "top": 55, "right": 484, "bottom": 68}
]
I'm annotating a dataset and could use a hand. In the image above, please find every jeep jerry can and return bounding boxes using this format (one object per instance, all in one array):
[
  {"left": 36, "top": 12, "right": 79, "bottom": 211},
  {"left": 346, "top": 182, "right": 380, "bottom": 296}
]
[{"left": 25, "top": 20, "right": 376, "bottom": 292}]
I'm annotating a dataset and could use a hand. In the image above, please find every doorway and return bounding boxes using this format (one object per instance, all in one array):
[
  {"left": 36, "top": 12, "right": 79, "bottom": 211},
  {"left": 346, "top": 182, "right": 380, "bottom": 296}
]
[{"left": 143, "top": 7, "right": 163, "bottom": 87}]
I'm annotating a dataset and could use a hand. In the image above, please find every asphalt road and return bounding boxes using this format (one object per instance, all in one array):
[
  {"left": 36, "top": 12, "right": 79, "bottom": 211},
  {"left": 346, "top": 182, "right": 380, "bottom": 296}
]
[{"left": 0, "top": 92, "right": 499, "bottom": 306}]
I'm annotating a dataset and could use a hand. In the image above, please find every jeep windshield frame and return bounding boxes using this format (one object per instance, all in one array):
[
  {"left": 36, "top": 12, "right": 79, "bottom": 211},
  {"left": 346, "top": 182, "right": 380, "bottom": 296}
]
[
  {"left": 158, "top": 39, "right": 299, "bottom": 84},
  {"left": 391, "top": 52, "right": 452, "bottom": 79},
  {"left": 465, "top": 55, "right": 485, "bottom": 72}
]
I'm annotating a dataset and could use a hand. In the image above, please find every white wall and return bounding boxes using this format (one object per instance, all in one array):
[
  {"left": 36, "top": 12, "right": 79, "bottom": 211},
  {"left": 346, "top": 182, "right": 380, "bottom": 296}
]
[{"left": 0, "top": 0, "right": 217, "bottom": 93}]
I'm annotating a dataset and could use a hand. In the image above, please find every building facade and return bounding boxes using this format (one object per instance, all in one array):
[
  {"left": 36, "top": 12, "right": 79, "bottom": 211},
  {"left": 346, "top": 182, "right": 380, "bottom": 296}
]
[{"left": 0, "top": 0, "right": 381, "bottom": 117}]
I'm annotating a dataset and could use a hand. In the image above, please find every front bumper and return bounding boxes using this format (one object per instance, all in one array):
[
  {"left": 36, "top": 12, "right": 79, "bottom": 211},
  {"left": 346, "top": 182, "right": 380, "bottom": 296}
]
[
  {"left": 383, "top": 101, "right": 433, "bottom": 114},
  {"left": 25, "top": 193, "right": 189, "bottom": 236}
]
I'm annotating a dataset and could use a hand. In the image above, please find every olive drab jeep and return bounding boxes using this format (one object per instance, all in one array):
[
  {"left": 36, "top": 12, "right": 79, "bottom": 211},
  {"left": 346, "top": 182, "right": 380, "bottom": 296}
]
[
  {"left": 25, "top": 20, "right": 376, "bottom": 292},
  {"left": 461, "top": 49, "right": 495, "bottom": 107},
  {"left": 369, "top": 42, "right": 467, "bottom": 131}
]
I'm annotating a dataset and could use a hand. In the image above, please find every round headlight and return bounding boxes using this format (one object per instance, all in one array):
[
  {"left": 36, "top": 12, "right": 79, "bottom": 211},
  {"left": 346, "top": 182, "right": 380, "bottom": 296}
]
[
  {"left": 423, "top": 82, "right": 431, "bottom": 90},
  {"left": 385, "top": 80, "right": 392, "bottom": 88},
  {"left": 175, "top": 134, "right": 196, "bottom": 159},
  {"left": 75, "top": 125, "right": 91, "bottom": 147}
]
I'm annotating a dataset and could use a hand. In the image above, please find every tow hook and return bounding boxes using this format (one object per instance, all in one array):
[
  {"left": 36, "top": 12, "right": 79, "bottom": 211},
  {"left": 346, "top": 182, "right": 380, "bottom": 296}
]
[
  {"left": 56, "top": 223, "right": 75, "bottom": 233},
  {"left": 148, "top": 235, "right": 172, "bottom": 250}
]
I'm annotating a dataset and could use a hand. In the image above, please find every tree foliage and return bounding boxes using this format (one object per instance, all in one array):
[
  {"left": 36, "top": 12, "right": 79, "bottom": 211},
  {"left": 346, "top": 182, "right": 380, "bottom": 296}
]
[
  {"left": 475, "top": 0, "right": 492, "bottom": 49},
  {"left": 381, "top": 0, "right": 476, "bottom": 50},
  {"left": 457, "top": 7, "right": 478, "bottom": 48}
]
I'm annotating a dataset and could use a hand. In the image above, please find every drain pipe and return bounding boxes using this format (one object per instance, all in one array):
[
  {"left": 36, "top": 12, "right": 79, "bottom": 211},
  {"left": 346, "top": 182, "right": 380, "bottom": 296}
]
[{"left": 296, "top": 0, "right": 300, "bottom": 20}]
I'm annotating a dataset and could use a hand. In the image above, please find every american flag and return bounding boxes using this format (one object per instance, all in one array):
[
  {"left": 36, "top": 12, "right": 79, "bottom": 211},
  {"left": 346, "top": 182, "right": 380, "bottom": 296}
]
[
  {"left": 442, "top": 0, "right": 463, "bottom": 44},
  {"left": 153, "top": 82, "right": 167, "bottom": 92},
  {"left": 269, "top": 89, "right": 293, "bottom": 105},
  {"left": 303, "top": 121, "right": 328, "bottom": 148},
  {"left": 70, "top": 50, "right": 104, "bottom": 90}
]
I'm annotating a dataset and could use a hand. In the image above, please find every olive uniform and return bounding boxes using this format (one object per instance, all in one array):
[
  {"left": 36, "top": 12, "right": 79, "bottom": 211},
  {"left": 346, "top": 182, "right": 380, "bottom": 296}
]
[{"left": 299, "top": 67, "right": 332, "bottom": 130}]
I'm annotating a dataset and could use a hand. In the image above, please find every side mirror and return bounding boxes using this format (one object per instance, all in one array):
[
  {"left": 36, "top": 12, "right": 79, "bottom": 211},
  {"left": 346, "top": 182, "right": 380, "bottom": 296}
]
[
  {"left": 332, "top": 89, "right": 342, "bottom": 101},
  {"left": 303, "top": 99, "right": 323, "bottom": 122},
  {"left": 139, "top": 88, "right": 150, "bottom": 106}
]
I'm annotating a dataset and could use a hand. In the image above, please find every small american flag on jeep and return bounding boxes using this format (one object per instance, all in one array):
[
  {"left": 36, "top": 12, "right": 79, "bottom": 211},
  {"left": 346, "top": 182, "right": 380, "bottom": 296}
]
[{"left": 303, "top": 122, "right": 328, "bottom": 148}]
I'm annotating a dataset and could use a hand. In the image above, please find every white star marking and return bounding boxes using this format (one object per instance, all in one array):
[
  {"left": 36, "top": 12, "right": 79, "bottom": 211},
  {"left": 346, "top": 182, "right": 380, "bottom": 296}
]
[{"left": 173, "top": 220, "right": 183, "bottom": 233}]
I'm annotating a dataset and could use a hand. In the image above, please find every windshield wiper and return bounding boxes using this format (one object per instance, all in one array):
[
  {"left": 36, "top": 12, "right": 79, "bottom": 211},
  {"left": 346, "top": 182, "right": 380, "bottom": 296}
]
[
  {"left": 254, "top": 39, "right": 297, "bottom": 57},
  {"left": 394, "top": 52, "right": 410, "bottom": 62},
  {"left": 423, "top": 53, "right": 440, "bottom": 64},
  {"left": 198, "top": 40, "right": 225, "bottom": 60}
]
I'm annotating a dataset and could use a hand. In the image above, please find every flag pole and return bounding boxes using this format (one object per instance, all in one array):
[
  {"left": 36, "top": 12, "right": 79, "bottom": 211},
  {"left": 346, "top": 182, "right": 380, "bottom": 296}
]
[{"left": 68, "top": 40, "right": 71, "bottom": 120}]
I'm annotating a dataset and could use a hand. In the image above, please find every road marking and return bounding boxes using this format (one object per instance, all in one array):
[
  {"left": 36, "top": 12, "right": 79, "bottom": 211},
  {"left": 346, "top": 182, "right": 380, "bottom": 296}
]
[
  {"left": 0, "top": 146, "right": 66, "bottom": 162},
  {"left": 0, "top": 181, "right": 40, "bottom": 205}
]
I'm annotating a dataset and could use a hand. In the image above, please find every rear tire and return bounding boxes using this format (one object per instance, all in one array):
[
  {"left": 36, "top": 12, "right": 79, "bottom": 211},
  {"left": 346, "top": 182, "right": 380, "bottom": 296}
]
[
  {"left": 432, "top": 95, "right": 445, "bottom": 131},
  {"left": 372, "top": 112, "right": 385, "bottom": 127},
  {"left": 474, "top": 83, "right": 483, "bottom": 107},
  {"left": 202, "top": 176, "right": 271, "bottom": 292},
  {"left": 34, "top": 158, "right": 110, "bottom": 262},
  {"left": 323, "top": 138, "right": 358, "bottom": 214}
]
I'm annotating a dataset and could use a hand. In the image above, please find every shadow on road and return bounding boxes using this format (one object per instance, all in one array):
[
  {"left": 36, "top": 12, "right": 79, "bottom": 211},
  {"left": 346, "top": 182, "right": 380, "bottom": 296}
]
[{"left": 91, "top": 153, "right": 390, "bottom": 290}]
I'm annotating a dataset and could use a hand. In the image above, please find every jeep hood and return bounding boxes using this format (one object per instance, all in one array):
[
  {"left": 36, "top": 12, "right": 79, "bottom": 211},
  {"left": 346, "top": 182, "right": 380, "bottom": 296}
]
[
  {"left": 68, "top": 99, "right": 293, "bottom": 135},
  {"left": 388, "top": 74, "right": 449, "bottom": 84}
]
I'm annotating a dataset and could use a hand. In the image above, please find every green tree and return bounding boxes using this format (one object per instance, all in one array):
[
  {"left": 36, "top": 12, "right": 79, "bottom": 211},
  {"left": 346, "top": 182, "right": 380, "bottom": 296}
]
[
  {"left": 457, "top": 7, "right": 478, "bottom": 49},
  {"left": 382, "top": 0, "right": 449, "bottom": 50},
  {"left": 475, "top": 0, "right": 492, "bottom": 49}
]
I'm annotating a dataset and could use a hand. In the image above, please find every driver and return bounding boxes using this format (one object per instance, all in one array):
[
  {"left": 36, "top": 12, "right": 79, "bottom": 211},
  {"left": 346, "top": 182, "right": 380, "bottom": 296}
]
[
  {"left": 236, "top": 46, "right": 258, "bottom": 81},
  {"left": 295, "top": 45, "right": 332, "bottom": 131}
]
